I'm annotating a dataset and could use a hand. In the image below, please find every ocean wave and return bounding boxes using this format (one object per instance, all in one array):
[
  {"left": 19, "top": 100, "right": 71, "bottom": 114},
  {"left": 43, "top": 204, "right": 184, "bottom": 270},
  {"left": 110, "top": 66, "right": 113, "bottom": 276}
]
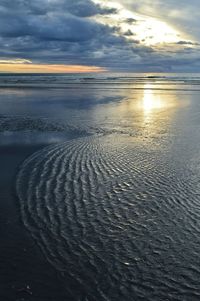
[{"left": 1, "top": 73, "right": 200, "bottom": 90}]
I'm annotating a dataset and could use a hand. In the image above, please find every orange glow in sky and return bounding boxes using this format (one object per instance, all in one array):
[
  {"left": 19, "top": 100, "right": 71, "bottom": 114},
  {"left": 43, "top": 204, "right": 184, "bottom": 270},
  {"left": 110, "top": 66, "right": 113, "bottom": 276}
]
[{"left": 0, "top": 63, "right": 106, "bottom": 73}]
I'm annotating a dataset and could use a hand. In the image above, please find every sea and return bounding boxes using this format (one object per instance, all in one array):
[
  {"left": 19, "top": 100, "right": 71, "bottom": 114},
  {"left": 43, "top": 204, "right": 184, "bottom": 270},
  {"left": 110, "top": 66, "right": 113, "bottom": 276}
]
[{"left": 1, "top": 73, "right": 200, "bottom": 300}]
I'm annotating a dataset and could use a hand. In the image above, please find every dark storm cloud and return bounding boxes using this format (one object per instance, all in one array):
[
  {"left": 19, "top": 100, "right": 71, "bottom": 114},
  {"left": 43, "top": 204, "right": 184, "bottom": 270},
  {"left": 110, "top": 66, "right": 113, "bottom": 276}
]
[
  {"left": 0, "top": 0, "right": 142, "bottom": 69},
  {"left": 64, "top": 2, "right": 118, "bottom": 17},
  {"left": 0, "top": 1, "right": 117, "bottom": 38},
  {"left": 0, "top": 0, "right": 118, "bottom": 17},
  {"left": 0, "top": 15, "right": 96, "bottom": 44},
  {"left": 125, "top": 18, "right": 137, "bottom": 24},
  {"left": 176, "top": 41, "right": 200, "bottom": 46},
  {"left": 0, "top": 0, "right": 200, "bottom": 71},
  {"left": 124, "top": 30, "right": 135, "bottom": 37}
]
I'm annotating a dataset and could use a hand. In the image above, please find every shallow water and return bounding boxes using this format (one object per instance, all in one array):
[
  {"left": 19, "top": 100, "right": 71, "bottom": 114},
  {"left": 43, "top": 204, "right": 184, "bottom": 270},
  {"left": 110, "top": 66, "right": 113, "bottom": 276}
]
[{"left": 1, "top": 73, "right": 200, "bottom": 300}]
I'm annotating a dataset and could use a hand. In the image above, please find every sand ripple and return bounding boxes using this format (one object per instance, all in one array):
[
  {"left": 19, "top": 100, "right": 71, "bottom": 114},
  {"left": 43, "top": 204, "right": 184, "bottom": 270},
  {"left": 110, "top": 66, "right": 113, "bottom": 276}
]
[{"left": 16, "top": 135, "right": 200, "bottom": 300}]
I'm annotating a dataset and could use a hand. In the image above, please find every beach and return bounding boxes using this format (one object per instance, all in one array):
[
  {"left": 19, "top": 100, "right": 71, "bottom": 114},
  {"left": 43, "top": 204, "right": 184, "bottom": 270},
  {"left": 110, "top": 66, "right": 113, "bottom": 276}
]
[{"left": 1, "top": 73, "right": 200, "bottom": 300}]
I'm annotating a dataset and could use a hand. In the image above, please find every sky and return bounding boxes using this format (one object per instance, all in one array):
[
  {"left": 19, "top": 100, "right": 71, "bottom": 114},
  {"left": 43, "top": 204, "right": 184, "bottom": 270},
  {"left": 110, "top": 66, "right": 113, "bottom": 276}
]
[{"left": 0, "top": 0, "right": 200, "bottom": 72}]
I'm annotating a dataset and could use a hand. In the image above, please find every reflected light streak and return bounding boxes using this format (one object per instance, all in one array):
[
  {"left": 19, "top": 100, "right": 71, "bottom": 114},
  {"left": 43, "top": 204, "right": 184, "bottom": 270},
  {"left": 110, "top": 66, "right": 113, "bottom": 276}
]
[
  {"left": 142, "top": 84, "right": 164, "bottom": 114},
  {"left": 113, "top": 83, "right": 179, "bottom": 135}
]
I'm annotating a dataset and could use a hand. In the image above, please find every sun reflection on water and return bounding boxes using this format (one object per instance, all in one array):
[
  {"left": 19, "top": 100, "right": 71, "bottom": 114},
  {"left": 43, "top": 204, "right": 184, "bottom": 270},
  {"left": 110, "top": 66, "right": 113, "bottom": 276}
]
[
  {"left": 139, "top": 84, "right": 180, "bottom": 138},
  {"left": 142, "top": 84, "right": 165, "bottom": 114},
  {"left": 100, "top": 83, "right": 183, "bottom": 141},
  {"left": 110, "top": 83, "right": 179, "bottom": 119}
]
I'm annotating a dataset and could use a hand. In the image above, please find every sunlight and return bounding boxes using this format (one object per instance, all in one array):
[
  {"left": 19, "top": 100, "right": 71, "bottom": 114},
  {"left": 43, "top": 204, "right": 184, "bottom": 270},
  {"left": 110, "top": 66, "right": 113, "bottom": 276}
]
[
  {"left": 142, "top": 84, "right": 164, "bottom": 113},
  {"left": 92, "top": 0, "right": 183, "bottom": 46}
]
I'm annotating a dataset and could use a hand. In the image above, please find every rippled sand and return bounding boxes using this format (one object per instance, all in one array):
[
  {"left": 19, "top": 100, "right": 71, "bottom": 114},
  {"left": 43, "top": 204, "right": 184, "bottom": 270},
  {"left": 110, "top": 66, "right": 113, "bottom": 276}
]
[{"left": 16, "top": 133, "right": 200, "bottom": 300}]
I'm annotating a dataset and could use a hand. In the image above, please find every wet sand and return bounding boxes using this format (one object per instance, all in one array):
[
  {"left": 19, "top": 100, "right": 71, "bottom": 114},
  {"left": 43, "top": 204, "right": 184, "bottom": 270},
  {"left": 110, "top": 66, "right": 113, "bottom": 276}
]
[
  {"left": 0, "top": 144, "right": 72, "bottom": 300},
  {"left": 1, "top": 74, "right": 200, "bottom": 300}
]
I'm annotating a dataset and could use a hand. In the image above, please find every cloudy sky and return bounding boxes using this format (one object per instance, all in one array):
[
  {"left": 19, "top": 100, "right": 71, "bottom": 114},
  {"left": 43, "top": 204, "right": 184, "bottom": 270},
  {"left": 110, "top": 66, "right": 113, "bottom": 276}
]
[{"left": 0, "top": 0, "right": 200, "bottom": 72}]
